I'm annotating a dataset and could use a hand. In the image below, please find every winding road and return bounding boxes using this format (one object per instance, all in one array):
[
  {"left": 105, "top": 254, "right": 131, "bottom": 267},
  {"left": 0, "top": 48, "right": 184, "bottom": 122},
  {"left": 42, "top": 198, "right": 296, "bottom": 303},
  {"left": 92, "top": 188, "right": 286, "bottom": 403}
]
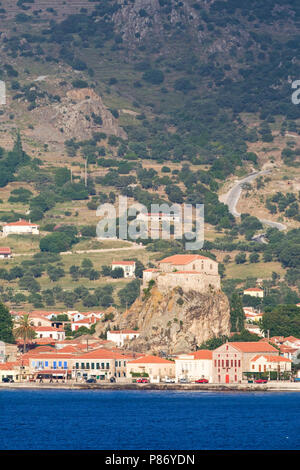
[{"left": 221, "top": 169, "right": 287, "bottom": 231}]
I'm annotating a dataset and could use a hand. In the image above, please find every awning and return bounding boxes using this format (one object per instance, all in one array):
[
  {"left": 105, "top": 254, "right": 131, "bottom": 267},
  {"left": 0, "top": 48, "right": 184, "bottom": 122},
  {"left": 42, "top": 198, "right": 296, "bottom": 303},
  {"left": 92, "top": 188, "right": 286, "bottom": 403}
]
[{"left": 35, "top": 370, "right": 67, "bottom": 376}]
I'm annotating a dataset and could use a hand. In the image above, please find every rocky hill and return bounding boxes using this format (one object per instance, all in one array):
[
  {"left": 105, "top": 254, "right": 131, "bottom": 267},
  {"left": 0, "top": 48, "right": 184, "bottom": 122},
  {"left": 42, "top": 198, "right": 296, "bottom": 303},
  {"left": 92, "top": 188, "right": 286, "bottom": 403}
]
[{"left": 119, "top": 286, "right": 230, "bottom": 354}]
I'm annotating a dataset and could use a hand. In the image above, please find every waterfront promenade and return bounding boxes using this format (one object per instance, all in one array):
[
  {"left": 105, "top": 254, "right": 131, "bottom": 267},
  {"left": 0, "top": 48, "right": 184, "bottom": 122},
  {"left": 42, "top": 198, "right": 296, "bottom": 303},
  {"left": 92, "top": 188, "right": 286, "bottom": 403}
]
[{"left": 1, "top": 381, "right": 300, "bottom": 392}]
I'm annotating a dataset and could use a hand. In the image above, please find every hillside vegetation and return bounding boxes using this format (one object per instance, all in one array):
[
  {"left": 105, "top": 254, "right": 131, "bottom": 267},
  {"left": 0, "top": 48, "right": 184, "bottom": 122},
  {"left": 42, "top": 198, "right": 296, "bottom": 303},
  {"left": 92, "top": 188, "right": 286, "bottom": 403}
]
[{"left": 0, "top": 0, "right": 299, "bottom": 311}]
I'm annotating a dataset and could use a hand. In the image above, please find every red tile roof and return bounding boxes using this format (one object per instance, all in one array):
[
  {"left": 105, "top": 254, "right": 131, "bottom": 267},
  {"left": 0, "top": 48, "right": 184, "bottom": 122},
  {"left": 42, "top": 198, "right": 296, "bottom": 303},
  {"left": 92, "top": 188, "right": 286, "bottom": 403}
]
[
  {"left": 128, "top": 355, "right": 174, "bottom": 364},
  {"left": 4, "top": 219, "right": 39, "bottom": 227},
  {"left": 76, "top": 348, "right": 131, "bottom": 360},
  {"left": 73, "top": 318, "right": 97, "bottom": 324},
  {"left": 30, "top": 346, "right": 55, "bottom": 353},
  {"left": 283, "top": 336, "right": 300, "bottom": 343},
  {"left": 188, "top": 350, "right": 213, "bottom": 360},
  {"left": 33, "top": 338, "right": 57, "bottom": 345},
  {"left": 244, "top": 288, "right": 263, "bottom": 292},
  {"left": 169, "top": 270, "right": 208, "bottom": 274},
  {"left": 0, "top": 362, "right": 17, "bottom": 370},
  {"left": 112, "top": 261, "right": 135, "bottom": 265},
  {"left": 109, "top": 329, "right": 139, "bottom": 334},
  {"left": 34, "top": 326, "right": 64, "bottom": 332},
  {"left": 0, "top": 247, "right": 11, "bottom": 254},
  {"left": 159, "top": 254, "right": 211, "bottom": 265},
  {"left": 230, "top": 342, "right": 278, "bottom": 353},
  {"left": 251, "top": 355, "right": 292, "bottom": 363}
]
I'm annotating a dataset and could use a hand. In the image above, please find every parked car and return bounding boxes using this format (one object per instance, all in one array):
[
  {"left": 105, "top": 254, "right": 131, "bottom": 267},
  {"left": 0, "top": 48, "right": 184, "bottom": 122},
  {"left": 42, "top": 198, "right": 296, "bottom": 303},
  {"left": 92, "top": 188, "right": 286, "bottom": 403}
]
[
  {"left": 254, "top": 378, "right": 268, "bottom": 384},
  {"left": 136, "top": 378, "right": 149, "bottom": 383},
  {"left": 2, "top": 377, "right": 14, "bottom": 383},
  {"left": 179, "top": 377, "right": 189, "bottom": 383},
  {"left": 163, "top": 377, "right": 175, "bottom": 383},
  {"left": 195, "top": 378, "right": 209, "bottom": 384},
  {"left": 294, "top": 377, "right": 300, "bottom": 382},
  {"left": 86, "top": 378, "right": 96, "bottom": 383}
]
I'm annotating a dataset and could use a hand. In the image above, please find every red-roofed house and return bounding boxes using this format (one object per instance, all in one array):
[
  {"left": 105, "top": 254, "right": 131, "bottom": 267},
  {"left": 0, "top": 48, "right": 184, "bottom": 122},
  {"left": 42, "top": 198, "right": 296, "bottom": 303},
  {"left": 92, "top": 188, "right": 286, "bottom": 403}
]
[
  {"left": 212, "top": 341, "right": 278, "bottom": 384},
  {"left": 282, "top": 336, "right": 300, "bottom": 349},
  {"left": 126, "top": 355, "right": 175, "bottom": 381},
  {"left": 69, "top": 311, "right": 103, "bottom": 322},
  {"left": 280, "top": 344, "right": 300, "bottom": 364},
  {"left": 250, "top": 355, "right": 292, "bottom": 373},
  {"left": 73, "top": 348, "right": 132, "bottom": 381},
  {"left": 159, "top": 254, "right": 218, "bottom": 274},
  {"left": 142, "top": 254, "right": 220, "bottom": 293},
  {"left": 175, "top": 350, "right": 213, "bottom": 382},
  {"left": 107, "top": 329, "right": 140, "bottom": 347},
  {"left": 243, "top": 287, "right": 264, "bottom": 298},
  {"left": 111, "top": 261, "right": 136, "bottom": 278},
  {"left": 34, "top": 326, "right": 65, "bottom": 341},
  {"left": 0, "top": 247, "right": 12, "bottom": 259},
  {"left": 71, "top": 317, "right": 99, "bottom": 332},
  {"left": 2, "top": 219, "right": 39, "bottom": 237}
]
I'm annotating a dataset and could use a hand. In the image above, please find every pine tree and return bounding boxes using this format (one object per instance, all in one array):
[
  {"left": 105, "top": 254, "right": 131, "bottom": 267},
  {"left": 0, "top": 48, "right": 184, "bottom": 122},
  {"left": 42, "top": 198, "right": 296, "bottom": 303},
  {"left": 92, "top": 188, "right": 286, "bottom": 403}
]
[{"left": 0, "top": 302, "right": 15, "bottom": 343}]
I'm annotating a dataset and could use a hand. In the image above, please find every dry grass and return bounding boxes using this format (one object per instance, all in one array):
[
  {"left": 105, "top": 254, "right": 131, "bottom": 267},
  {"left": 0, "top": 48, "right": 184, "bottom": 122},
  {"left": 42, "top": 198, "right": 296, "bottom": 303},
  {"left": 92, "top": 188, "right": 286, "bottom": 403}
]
[{"left": 225, "top": 261, "right": 285, "bottom": 280}]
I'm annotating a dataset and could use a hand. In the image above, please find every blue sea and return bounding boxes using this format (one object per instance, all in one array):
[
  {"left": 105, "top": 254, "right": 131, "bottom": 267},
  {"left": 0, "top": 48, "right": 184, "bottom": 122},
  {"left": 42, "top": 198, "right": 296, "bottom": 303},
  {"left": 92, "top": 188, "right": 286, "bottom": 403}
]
[{"left": 0, "top": 389, "right": 300, "bottom": 450}]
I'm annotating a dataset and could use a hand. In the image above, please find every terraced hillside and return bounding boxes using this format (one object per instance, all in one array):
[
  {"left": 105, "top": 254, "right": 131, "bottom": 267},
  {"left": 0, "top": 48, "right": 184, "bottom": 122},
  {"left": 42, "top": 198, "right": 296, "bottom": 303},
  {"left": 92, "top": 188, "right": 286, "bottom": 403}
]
[{"left": 0, "top": 0, "right": 299, "bottom": 312}]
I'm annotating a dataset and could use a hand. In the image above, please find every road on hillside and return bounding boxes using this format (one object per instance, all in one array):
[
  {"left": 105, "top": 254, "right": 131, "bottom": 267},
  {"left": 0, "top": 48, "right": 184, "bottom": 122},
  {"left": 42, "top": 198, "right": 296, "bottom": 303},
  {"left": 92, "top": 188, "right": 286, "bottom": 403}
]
[
  {"left": 222, "top": 169, "right": 287, "bottom": 231},
  {"left": 13, "top": 243, "right": 145, "bottom": 257}
]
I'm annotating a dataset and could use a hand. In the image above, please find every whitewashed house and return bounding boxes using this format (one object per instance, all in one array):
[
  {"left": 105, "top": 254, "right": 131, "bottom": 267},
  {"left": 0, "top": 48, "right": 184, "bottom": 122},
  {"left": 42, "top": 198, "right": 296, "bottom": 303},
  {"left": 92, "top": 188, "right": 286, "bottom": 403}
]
[
  {"left": 243, "top": 288, "right": 264, "bottom": 298},
  {"left": 34, "top": 326, "right": 65, "bottom": 341},
  {"left": 107, "top": 329, "right": 140, "bottom": 347},
  {"left": 111, "top": 261, "right": 136, "bottom": 278},
  {"left": 175, "top": 350, "right": 213, "bottom": 382},
  {"left": 0, "top": 247, "right": 12, "bottom": 258},
  {"left": 2, "top": 219, "right": 39, "bottom": 237},
  {"left": 250, "top": 355, "right": 292, "bottom": 373}
]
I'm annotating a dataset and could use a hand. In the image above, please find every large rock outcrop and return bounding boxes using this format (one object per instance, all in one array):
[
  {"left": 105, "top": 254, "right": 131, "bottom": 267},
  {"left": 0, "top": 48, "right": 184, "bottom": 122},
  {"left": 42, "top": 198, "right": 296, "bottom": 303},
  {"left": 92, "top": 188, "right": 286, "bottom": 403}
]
[{"left": 120, "top": 286, "right": 230, "bottom": 355}]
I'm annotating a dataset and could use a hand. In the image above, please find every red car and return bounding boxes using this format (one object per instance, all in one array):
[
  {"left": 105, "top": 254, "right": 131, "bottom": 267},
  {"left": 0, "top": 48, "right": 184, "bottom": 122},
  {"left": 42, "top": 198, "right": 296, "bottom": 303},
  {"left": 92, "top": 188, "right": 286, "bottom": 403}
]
[
  {"left": 195, "top": 379, "right": 209, "bottom": 384},
  {"left": 136, "top": 378, "right": 149, "bottom": 383},
  {"left": 254, "top": 379, "right": 268, "bottom": 384}
]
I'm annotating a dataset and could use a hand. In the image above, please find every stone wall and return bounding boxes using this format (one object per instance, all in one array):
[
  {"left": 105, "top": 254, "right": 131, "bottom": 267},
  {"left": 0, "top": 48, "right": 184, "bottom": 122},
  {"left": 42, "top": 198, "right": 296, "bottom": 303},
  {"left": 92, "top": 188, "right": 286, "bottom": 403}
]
[{"left": 156, "top": 272, "right": 220, "bottom": 293}]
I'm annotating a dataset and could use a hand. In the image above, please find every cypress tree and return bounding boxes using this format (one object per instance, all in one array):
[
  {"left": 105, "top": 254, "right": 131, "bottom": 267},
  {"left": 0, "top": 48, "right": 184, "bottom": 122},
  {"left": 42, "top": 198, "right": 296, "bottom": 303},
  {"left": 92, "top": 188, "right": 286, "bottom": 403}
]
[
  {"left": 230, "top": 293, "right": 245, "bottom": 332},
  {"left": 0, "top": 302, "right": 15, "bottom": 343}
]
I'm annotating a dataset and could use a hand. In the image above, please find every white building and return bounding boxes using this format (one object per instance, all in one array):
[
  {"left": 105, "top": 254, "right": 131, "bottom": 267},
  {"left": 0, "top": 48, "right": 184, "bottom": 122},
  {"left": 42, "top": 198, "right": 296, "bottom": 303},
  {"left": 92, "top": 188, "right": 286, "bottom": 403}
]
[
  {"left": 243, "top": 288, "right": 264, "bottom": 298},
  {"left": 34, "top": 326, "right": 65, "bottom": 341},
  {"left": 111, "top": 261, "right": 136, "bottom": 278},
  {"left": 243, "top": 307, "right": 263, "bottom": 322},
  {"left": 107, "top": 329, "right": 140, "bottom": 347},
  {"left": 2, "top": 219, "right": 39, "bottom": 237},
  {"left": 0, "top": 247, "right": 12, "bottom": 258},
  {"left": 250, "top": 355, "right": 292, "bottom": 373},
  {"left": 136, "top": 212, "right": 181, "bottom": 223},
  {"left": 70, "top": 311, "right": 103, "bottom": 323},
  {"left": 71, "top": 317, "right": 98, "bottom": 332},
  {"left": 245, "top": 324, "right": 264, "bottom": 337},
  {"left": 175, "top": 350, "right": 213, "bottom": 382}
]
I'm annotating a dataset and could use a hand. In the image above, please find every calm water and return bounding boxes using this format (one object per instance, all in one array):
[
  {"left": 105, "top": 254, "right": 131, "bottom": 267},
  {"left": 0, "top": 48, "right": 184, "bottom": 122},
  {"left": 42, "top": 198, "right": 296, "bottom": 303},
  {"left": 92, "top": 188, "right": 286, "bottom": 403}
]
[{"left": 0, "top": 389, "right": 300, "bottom": 450}]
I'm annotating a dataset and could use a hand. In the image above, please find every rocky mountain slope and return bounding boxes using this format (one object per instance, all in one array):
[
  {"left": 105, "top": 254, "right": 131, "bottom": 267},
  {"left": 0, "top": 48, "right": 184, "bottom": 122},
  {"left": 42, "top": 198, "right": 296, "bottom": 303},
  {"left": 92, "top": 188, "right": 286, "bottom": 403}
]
[{"left": 119, "top": 286, "right": 230, "bottom": 354}]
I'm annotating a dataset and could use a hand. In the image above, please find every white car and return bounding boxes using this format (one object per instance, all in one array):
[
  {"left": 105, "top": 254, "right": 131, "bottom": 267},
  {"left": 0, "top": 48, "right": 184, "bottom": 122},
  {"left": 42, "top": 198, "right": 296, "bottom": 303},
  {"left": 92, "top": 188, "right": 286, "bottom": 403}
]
[{"left": 163, "top": 377, "right": 175, "bottom": 383}]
